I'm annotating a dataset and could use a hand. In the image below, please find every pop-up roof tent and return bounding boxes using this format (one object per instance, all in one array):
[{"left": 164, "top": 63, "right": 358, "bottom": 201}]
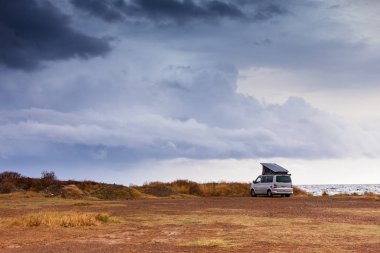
[{"left": 261, "top": 163, "right": 290, "bottom": 175}]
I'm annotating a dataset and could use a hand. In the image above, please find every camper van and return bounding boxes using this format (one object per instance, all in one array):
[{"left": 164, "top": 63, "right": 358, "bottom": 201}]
[{"left": 250, "top": 163, "right": 293, "bottom": 197}]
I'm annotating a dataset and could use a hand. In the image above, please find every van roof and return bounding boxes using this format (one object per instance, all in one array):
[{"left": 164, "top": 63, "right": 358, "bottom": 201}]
[{"left": 261, "top": 163, "right": 289, "bottom": 173}]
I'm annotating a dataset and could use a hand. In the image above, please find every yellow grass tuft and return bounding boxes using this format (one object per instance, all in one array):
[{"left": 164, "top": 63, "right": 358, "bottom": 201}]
[
  {"left": 9, "top": 211, "right": 118, "bottom": 227},
  {"left": 185, "top": 238, "right": 236, "bottom": 248}
]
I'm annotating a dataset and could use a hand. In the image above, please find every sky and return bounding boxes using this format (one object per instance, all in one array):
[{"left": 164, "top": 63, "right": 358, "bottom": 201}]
[{"left": 0, "top": 0, "right": 380, "bottom": 185}]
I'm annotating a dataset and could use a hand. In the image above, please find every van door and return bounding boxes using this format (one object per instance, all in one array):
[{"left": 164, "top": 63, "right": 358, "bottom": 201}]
[
  {"left": 260, "top": 176, "right": 269, "bottom": 194},
  {"left": 266, "top": 176, "right": 274, "bottom": 193},
  {"left": 261, "top": 176, "right": 272, "bottom": 194},
  {"left": 253, "top": 176, "right": 262, "bottom": 194}
]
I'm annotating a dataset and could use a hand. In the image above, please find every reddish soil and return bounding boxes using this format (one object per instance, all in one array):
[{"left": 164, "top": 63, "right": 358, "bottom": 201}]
[{"left": 0, "top": 197, "right": 379, "bottom": 253}]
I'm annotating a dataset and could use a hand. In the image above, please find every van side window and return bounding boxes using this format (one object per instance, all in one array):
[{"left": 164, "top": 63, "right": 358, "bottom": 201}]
[
  {"left": 276, "top": 176, "right": 291, "bottom": 183},
  {"left": 267, "top": 176, "right": 273, "bottom": 182},
  {"left": 262, "top": 176, "right": 267, "bottom": 183}
]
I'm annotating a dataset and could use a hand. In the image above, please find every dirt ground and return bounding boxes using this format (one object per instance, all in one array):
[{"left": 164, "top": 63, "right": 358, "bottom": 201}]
[{"left": 0, "top": 195, "right": 379, "bottom": 253}]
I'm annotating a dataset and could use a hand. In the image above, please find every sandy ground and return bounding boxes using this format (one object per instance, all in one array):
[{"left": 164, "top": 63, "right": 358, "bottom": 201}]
[{"left": 0, "top": 196, "right": 379, "bottom": 252}]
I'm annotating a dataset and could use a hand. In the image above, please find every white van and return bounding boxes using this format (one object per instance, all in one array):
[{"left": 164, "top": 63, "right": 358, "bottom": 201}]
[{"left": 250, "top": 174, "right": 293, "bottom": 197}]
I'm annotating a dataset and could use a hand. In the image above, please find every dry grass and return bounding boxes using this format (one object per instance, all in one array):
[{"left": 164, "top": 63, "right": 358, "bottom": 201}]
[
  {"left": 292, "top": 186, "right": 311, "bottom": 197},
  {"left": 184, "top": 238, "right": 236, "bottom": 248},
  {"left": 141, "top": 182, "right": 178, "bottom": 197},
  {"left": 61, "top": 185, "right": 85, "bottom": 199},
  {"left": 6, "top": 211, "right": 118, "bottom": 227},
  {"left": 136, "top": 180, "right": 250, "bottom": 197},
  {"left": 0, "top": 191, "right": 42, "bottom": 199},
  {"left": 199, "top": 182, "right": 249, "bottom": 197}
]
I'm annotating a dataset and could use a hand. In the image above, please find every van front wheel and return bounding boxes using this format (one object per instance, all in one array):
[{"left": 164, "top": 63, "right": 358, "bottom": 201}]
[
  {"left": 250, "top": 189, "right": 257, "bottom": 197},
  {"left": 267, "top": 190, "right": 273, "bottom": 197}
]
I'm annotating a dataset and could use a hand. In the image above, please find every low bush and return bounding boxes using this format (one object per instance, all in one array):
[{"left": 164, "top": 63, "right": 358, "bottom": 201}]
[
  {"left": 61, "top": 185, "right": 85, "bottom": 199},
  {"left": 142, "top": 182, "right": 178, "bottom": 197},
  {"left": 93, "top": 185, "right": 142, "bottom": 200},
  {"left": 0, "top": 181, "right": 17, "bottom": 194},
  {"left": 39, "top": 171, "right": 58, "bottom": 190},
  {"left": 44, "top": 184, "right": 63, "bottom": 197},
  {"left": 200, "top": 182, "right": 249, "bottom": 197},
  {"left": 0, "top": 171, "right": 22, "bottom": 182},
  {"left": 137, "top": 180, "right": 250, "bottom": 197},
  {"left": 170, "top": 180, "right": 203, "bottom": 196}
]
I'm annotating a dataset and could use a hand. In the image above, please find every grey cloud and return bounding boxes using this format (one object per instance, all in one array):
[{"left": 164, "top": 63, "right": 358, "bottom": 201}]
[
  {"left": 71, "top": 0, "right": 287, "bottom": 24},
  {"left": 70, "top": 0, "right": 125, "bottom": 22},
  {"left": 0, "top": 0, "right": 111, "bottom": 70},
  {"left": 1, "top": 64, "right": 378, "bottom": 167},
  {"left": 1, "top": 0, "right": 380, "bottom": 175},
  {"left": 252, "top": 3, "right": 287, "bottom": 20},
  {"left": 0, "top": 97, "right": 375, "bottom": 166}
]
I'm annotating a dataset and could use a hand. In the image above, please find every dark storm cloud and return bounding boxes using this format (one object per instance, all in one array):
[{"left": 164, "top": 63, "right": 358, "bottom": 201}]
[
  {"left": 0, "top": 0, "right": 111, "bottom": 70},
  {"left": 70, "top": 0, "right": 126, "bottom": 22},
  {"left": 253, "top": 3, "right": 287, "bottom": 20},
  {"left": 71, "top": 0, "right": 287, "bottom": 24},
  {"left": 1, "top": 0, "right": 380, "bottom": 179}
]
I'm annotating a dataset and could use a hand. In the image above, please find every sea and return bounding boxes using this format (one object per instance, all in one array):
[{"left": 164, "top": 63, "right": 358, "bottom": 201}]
[{"left": 297, "top": 184, "right": 380, "bottom": 196}]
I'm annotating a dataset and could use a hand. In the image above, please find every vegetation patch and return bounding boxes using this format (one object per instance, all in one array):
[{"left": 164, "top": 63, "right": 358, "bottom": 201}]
[
  {"left": 2, "top": 170, "right": 377, "bottom": 199},
  {"left": 141, "top": 182, "right": 178, "bottom": 197},
  {"left": 8, "top": 211, "right": 119, "bottom": 227},
  {"left": 61, "top": 185, "right": 85, "bottom": 199},
  {"left": 184, "top": 238, "right": 236, "bottom": 248},
  {"left": 0, "top": 181, "right": 17, "bottom": 194},
  {"left": 94, "top": 185, "right": 144, "bottom": 200},
  {"left": 292, "top": 186, "right": 311, "bottom": 197}
]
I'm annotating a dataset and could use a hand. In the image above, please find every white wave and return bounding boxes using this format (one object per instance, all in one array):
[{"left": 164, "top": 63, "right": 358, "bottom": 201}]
[{"left": 297, "top": 184, "right": 380, "bottom": 196}]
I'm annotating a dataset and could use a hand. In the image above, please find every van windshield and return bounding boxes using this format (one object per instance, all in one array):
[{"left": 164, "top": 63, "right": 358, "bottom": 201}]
[{"left": 276, "top": 176, "right": 291, "bottom": 183}]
